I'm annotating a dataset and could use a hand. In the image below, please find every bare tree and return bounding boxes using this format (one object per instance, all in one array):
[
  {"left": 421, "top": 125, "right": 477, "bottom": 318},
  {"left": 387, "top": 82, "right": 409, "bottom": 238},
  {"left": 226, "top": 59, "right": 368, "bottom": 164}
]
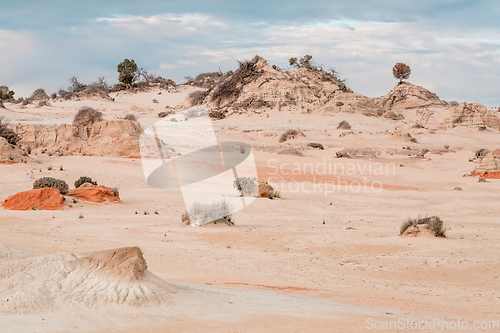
[{"left": 392, "top": 62, "right": 411, "bottom": 84}]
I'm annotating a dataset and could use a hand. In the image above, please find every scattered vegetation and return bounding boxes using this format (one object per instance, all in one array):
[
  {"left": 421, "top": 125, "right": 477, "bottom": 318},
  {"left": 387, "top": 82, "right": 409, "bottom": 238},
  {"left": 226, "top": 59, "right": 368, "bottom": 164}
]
[
  {"left": 400, "top": 216, "right": 446, "bottom": 237},
  {"left": 307, "top": 142, "right": 324, "bottom": 150},
  {"left": 337, "top": 120, "right": 351, "bottom": 130},
  {"left": 475, "top": 148, "right": 488, "bottom": 160},
  {"left": 123, "top": 114, "right": 137, "bottom": 121},
  {"left": 289, "top": 55, "right": 315, "bottom": 69},
  {"left": 73, "top": 106, "right": 103, "bottom": 127},
  {"left": 336, "top": 150, "right": 351, "bottom": 158},
  {"left": 278, "top": 147, "right": 304, "bottom": 157},
  {"left": 181, "top": 201, "right": 234, "bottom": 226},
  {"left": 233, "top": 177, "right": 257, "bottom": 196},
  {"left": 110, "top": 187, "right": 119, "bottom": 196},
  {"left": 267, "top": 190, "right": 281, "bottom": 199},
  {"left": 392, "top": 62, "right": 412, "bottom": 84},
  {"left": 188, "top": 90, "right": 207, "bottom": 105},
  {"left": 0, "top": 116, "right": 20, "bottom": 145},
  {"left": 74, "top": 176, "right": 98, "bottom": 188},
  {"left": 30, "top": 88, "right": 49, "bottom": 101},
  {"left": 279, "top": 129, "right": 303, "bottom": 143},
  {"left": 158, "top": 111, "right": 173, "bottom": 118},
  {"left": 33, "top": 177, "right": 69, "bottom": 195},
  {"left": 212, "top": 55, "right": 264, "bottom": 104}
]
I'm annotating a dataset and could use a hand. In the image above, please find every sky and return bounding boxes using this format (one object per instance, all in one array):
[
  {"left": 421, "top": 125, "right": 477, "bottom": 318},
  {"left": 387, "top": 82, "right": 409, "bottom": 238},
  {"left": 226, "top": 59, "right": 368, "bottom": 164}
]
[{"left": 0, "top": 0, "right": 499, "bottom": 106}]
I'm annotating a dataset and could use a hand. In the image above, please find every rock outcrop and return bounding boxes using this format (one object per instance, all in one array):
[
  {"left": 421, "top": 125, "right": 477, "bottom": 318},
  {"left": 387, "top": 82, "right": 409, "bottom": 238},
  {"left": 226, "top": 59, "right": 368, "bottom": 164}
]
[
  {"left": 0, "top": 137, "right": 26, "bottom": 163},
  {"left": 68, "top": 184, "right": 121, "bottom": 204},
  {"left": 15, "top": 120, "right": 143, "bottom": 158},
  {"left": 257, "top": 182, "right": 274, "bottom": 198},
  {"left": 2, "top": 188, "right": 65, "bottom": 210},
  {"left": 442, "top": 103, "right": 500, "bottom": 130},
  {"left": 186, "top": 56, "right": 360, "bottom": 115},
  {"left": 473, "top": 149, "right": 500, "bottom": 179},
  {"left": 375, "top": 82, "right": 446, "bottom": 111}
]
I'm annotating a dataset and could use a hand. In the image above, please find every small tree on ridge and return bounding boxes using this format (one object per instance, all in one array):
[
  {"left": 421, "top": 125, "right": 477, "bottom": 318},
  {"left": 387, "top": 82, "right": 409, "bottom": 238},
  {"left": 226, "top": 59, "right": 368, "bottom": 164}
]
[
  {"left": 117, "top": 59, "right": 139, "bottom": 85},
  {"left": 392, "top": 62, "right": 411, "bottom": 84}
]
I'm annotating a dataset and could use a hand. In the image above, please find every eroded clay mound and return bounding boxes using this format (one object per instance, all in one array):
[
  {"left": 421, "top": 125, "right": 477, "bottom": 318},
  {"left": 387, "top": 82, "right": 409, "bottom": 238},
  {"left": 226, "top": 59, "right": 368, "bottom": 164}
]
[
  {"left": 474, "top": 149, "right": 500, "bottom": 179},
  {"left": 442, "top": 103, "right": 500, "bottom": 130},
  {"left": 375, "top": 82, "right": 446, "bottom": 111},
  {"left": 68, "top": 184, "right": 121, "bottom": 204},
  {"left": 187, "top": 57, "right": 356, "bottom": 114},
  {"left": 14, "top": 119, "right": 143, "bottom": 158},
  {"left": 1, "top": 188, "right": 65, "bottom": 210},
  {"left": 0, "top": 245, "right": 176, "bottom": 315},
  {"left": 0, "top": 137, "right": 27, "bottom": 164}
]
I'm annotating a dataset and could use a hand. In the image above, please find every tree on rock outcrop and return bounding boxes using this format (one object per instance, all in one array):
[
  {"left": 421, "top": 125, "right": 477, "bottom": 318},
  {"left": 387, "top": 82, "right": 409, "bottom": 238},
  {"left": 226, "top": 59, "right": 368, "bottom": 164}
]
[
  {"left": 117, "top": 59, "right": 139, "bottom": 85},
  {"left": 289, "top": 55, "right": 315, "bottom": 69},
  {"left": 392, "top": 63, "right": 411, "bottom": 84}
]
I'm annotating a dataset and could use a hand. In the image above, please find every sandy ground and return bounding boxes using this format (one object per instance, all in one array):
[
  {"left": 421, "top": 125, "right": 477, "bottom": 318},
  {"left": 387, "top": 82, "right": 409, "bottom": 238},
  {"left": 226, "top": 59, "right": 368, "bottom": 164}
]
[{"left": 1, "top": 87, "right": 499, "bottom": 332}]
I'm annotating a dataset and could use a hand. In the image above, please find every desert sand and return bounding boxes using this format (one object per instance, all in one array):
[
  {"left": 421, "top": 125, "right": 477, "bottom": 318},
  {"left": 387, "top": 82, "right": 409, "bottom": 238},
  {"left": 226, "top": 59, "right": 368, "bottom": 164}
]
[{"left": 1, "top": 61, "right": 500, "bottom": 332}]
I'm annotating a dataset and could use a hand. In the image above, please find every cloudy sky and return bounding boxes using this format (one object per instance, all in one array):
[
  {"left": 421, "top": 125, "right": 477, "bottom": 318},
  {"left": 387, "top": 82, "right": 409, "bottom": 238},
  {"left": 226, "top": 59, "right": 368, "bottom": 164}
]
[{"left": 1, "top": 1, "right": 499, "bottom": 106}]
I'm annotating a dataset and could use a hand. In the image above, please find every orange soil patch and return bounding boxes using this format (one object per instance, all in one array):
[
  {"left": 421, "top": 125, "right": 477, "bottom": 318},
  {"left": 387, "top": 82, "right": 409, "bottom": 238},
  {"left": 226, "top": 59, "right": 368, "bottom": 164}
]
[
  {"left": 0, "top": 160, "right": 22, "bottom": 164},
  {"left": 2, "top": 188, "right": 65, "bottom": 210},
  {"left": 473, "top": 171, "right": 500, "bottom": 179},
  {"left": 256, "top": 166, "right": 422, "bottom": 191}
]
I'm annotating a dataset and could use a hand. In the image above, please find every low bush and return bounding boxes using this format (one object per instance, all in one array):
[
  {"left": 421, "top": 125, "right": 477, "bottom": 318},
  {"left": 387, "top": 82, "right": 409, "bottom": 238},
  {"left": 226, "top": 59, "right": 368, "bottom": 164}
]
[
  {"left": 337, "top": 120, "right": 351, "bottom": 130},
  {"left": 123, "top": 114, "right": 137, "bottom": 121},
  {"left": 279, "top": 129, "right": 302, "bottom": 143},
  {"left": 33, "top": 177, "right": 69, "bottom": 195},
  {"left": 400, "top": 216, "right": 446, "bottom": 237},
  {"left": 188, "top": 90, "right": 207, "bottom": 105},
  {"left": 307, "top": 142, "right": 324, "bottom": 150},
  {"left": 233, "top": 177, "right": 257, "bottom": 196},
  {"left": 74, "top": 176, "right": 97, "bottom": 188},
  {"left": 335, "top": 150, "right": 351, "bottom": 158},
  {"left": 278, "top": 147, "right": 304, "bottom": 156},
  {"left": 267, "top": 190, "right": 281, "bottom": 199},
  {"left": 158, "top": 111, "right": 172, "bottom": 118},
  {"left": 181, "top": 201, "right": 234, "bottom": 226},
  {"left": 0, "top": 116, "right": 20, "bottom": 145},
  {"left": 73, "top": 106, "right": 103, "bottom": 127},
  {"left": 30, "top": 88, "right": 49, "bottom": 101}
]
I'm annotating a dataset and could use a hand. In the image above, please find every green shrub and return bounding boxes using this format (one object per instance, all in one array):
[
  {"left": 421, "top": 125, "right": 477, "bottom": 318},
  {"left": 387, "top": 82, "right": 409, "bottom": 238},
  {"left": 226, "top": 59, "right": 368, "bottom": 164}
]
[
  {"left": 33, "top": 177, "right": 69, "bottom": 195},
  {"left": 0, "top": 85, "right": 15, "bottom": 100},
  {"left": 117, "top": 59, "right": 139, "bottom": 85},
  {"left": 74, "top": 176, "right": 97, "bottom": 188}
]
